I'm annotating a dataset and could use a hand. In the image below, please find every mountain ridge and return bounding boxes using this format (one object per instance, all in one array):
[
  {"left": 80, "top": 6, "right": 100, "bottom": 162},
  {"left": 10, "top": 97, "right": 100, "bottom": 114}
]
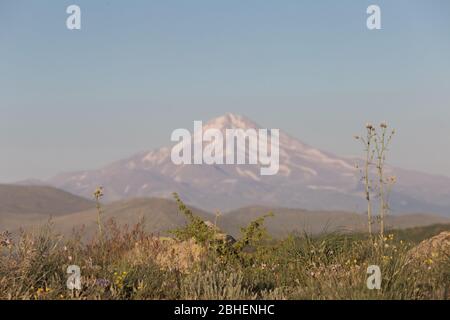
[{"left": 2, "top": 194, "right": 448, "bottom": 238}]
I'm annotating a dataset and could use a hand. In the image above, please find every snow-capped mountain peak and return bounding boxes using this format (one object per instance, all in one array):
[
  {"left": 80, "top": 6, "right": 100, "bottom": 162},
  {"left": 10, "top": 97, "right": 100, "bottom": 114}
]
[
  {"left": 203, "top": 113, "right": 261, "bottom": 131},
  {"left": 47, "top": 114, "right": 450, "bottom": 215}
]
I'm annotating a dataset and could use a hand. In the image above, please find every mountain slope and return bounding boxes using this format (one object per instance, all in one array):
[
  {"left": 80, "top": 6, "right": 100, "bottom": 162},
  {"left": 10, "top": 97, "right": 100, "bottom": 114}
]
[
  {"left": 0, "top": 184, "right": 95, "bottom": 215},
  {"left": 47, "top": 113, "right": 450, "bottom": 215},
  {"left": 221, "top": 206, "right": 450, "bottom": 238},
  {"left": 16, "top": 198, "right": 215, "bottom": 238},
  {"left": 5, "top": 197, "right": 448, "bottom": 239}
]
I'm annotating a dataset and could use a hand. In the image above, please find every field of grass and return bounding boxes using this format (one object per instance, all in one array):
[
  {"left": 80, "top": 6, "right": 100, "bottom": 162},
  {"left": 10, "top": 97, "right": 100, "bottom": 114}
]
[{"left": 0, "top": 195, "right": 448, "bottom": 301}]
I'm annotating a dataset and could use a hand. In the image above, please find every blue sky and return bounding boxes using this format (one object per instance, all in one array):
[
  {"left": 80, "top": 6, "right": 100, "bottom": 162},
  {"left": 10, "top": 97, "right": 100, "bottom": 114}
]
[{"left": 1, "top": 0, "right": 450, "bottom": 181}]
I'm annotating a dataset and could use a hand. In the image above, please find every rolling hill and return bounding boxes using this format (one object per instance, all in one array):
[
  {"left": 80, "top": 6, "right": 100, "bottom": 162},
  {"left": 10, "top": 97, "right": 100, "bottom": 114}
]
[
  {"left": 0, "top": 184, "right": 94, "bottom": 215},
  {"left": 6, "top": 197, "right": 215, "bottom": 238},
  {"left": 220, "top": 206, "right": 450, "bottom": 237},
  {"left": 2, "top": 192, "right": 448, "bottom": 239}
]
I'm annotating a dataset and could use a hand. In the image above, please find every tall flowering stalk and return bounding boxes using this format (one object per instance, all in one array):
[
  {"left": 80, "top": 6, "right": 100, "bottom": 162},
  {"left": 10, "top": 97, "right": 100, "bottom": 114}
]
[
  {"left": 374, "top": 122, "right": 395, "bottom": 238},
  {"left": 355, "top": 122, "right": 395, "bottom": 239},
  {"left": 354, "top": 123, "right": 376, "bottom": 237},
  {"left": 93, "top": 186, "right": 104, "bottom": 239}
]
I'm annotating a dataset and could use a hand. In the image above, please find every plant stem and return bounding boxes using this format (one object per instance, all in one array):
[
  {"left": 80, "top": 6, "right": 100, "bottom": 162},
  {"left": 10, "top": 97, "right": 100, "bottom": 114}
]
[
  {"left": 365, "top": 132, "right": 373, "bottom": 238},
  {"left": 96, "top": 199, "right": 103, "bottom": 239}
]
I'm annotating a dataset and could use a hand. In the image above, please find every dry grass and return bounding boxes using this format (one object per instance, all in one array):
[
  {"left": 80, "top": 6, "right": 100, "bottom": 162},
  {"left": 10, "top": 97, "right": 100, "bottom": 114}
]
[{"left": 0, "top": 218, "right": 448, "bottom": 300}]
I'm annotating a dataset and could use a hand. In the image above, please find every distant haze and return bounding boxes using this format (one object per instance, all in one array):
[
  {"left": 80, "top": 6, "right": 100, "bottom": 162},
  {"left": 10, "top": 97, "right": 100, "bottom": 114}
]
[{"left": 1, "top": 1, "right": 450, "bottom": 181}]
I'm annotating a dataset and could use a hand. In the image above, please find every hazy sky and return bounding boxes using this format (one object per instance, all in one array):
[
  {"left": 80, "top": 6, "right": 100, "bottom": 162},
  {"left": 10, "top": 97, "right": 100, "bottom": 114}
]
[{"left": 1, "top": 0, "right": 450, "bottom": 182}]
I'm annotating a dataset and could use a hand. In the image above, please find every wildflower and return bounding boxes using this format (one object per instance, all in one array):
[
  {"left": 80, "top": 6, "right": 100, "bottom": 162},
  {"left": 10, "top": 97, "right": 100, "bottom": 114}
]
[
  {"left": 366, "top": 123, "right": 374, "bottom": 130},
  {"left": 0, "top": 231, "right": 12, "bottom": 247},
  {"left": 380, "top": 121, "right": 388, "bottom": 128},
  {"left": 36, "top": 288, "right": 45, "bottom": 296},
  {"left": 95, "top": 278, "right": 111, "bottom": 288},
  {"left": 354, "top": 135, "right": 360, "bottom": 140},
  {"left": 93, "top": 186, "right": 104, "bottom": 200}
]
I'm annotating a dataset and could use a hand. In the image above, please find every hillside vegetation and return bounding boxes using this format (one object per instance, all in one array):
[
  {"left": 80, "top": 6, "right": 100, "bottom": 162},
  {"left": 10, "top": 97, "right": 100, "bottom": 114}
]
[{"left": 0, "top": 195, "right": 448, "bottom": 300}]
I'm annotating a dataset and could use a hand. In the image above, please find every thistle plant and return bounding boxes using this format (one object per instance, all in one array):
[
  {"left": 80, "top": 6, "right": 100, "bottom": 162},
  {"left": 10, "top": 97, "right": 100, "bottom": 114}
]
[
  {"left": 373, "top": 122, "right": 395, "bottom": 238},
  {"left": 354, "top": 123, "right": 376, "bottom": 237},
  {"left": 355, "top": 122, "right": 395, "bottom": 239},
  {"left": 93, "top": 186, "right": 104, "bottom": 239}
]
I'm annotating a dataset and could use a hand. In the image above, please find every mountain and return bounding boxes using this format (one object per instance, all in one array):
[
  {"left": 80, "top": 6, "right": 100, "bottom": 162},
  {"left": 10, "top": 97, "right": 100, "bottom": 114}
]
[
  {"left": 0, "top": 184, "right": 94, "bottom": 215},
  {"left": 12, "top": 179, "right": 49, "bottom": 187},
  {"left": 47, "top": 113, "right": 450, "bottom": 216}
]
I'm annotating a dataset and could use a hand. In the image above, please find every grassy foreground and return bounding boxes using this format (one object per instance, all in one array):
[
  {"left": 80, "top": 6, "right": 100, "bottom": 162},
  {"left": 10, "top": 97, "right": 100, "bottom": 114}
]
[{"left": 0, "top": 198, "right": 449, "bottom": 300}]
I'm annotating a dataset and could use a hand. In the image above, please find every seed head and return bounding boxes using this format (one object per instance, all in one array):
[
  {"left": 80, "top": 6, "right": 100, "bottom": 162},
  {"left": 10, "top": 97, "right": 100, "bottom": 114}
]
[
  {"left": 93, "top": 186, "right": 104, "bottom": 200},
  {"left": 388, "top": 176, "right": 397, "bottom": 184}
]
